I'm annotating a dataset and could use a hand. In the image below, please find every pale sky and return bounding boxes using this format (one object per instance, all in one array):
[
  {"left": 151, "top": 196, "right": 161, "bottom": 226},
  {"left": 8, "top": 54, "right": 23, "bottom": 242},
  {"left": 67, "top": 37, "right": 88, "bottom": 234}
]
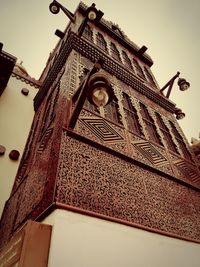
[{"left": 0, "top": 0, "right": 199, "bottom": 142}]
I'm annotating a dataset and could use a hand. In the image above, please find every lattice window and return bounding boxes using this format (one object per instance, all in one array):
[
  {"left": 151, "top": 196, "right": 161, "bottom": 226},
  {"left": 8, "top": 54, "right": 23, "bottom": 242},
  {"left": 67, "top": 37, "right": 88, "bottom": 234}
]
[
  {"left": 110, "top": 42, "right": 121, "bottom": 61},
  {"left": 169, "top": 121, "right": 193, "bottom": 161},
  {"left": 122, "top": 51, "right": 132, "bottom": 69},
  {"left": 140, "top": 103, "right": 163, "bottom": 145},
  {"left": 132, "top": 58, "right": 146, "bottom": 79},
  {"left": 105, "top": 97, "right": 122, "bottom": 125},
  {"left": 123, "top": 93, "right": 143, "bottom": 136},
  {"left": 84, "top": 98, "right": 99, "bottom": 114},
  {"left": 143, "top": 66, "right": 156, "bottom": 87},
  {"left": 155, "top": 113, "right": 178, "bottom": 153},
  {"left": 96, "top": 32, "right": 107, "bottom": 52},
  {"left": 83, "top": 24, "right": 93, "bottom": 41}
]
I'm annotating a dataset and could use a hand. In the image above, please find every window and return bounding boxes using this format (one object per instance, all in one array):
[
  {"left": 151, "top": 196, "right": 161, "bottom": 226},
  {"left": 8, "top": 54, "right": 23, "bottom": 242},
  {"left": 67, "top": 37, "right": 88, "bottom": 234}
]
[
  {"left": 110, "top": 42, "right": 121, "bottom": 61},
  {"left": 96, "top": 32, "right": 107, "bottom": 52},
  {"left": 84, "top": 98, "right": 99, "bottom": 114},
  {"left": 169, "top": 121, "right": 193, "bottom": 161},
  {"left": 155, "top": 113, "right": 178, "bottom": 153},
  {"left": 83, "top": 24, "right": 93, "bottom": 41},
  {"left": 132, "top": 58, "right": 146, "bottom": 79},
  {"left": 105, "top": 97, "right": 122, "bottom": 125},
  {"left": 140, "top": 103, "right": 162, "bottom": 145},
  {"left": 143, "top": 66, "right": 156, "bottom": 86},
  {"left": 123, "top": 93, "right": 143, "bottom": 136},
  {"left": 122, "top": 51, "right": 132, "bottom": 69}
]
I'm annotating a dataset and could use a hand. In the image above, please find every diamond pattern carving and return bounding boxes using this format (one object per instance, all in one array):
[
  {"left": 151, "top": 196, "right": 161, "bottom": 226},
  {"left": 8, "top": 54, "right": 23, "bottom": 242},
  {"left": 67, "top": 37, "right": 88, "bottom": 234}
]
[
  {"left": 133, "top": 141, "right": 168, "bottom": 167},
  {"left": 175, "top": 160, "right": 200, "bottom": 184},
  {"left": 80, "top": 117, "right": 124, "bottom": 143}
]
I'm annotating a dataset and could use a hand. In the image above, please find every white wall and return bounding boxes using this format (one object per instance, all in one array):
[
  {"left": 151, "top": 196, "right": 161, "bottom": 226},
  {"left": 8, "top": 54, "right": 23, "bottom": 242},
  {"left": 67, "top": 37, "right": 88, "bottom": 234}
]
[
  {"left": 0, "top": 76, "right": 38, "bottom": 216},
  {"left": 43, "top": 209, "right": 200, "bottom": 267}
]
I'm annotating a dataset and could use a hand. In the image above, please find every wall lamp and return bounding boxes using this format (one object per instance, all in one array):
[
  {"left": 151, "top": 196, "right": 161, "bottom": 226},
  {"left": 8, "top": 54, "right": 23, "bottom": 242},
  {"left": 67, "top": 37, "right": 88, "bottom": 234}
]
[
  {"left": 174, "top": 108, "right": 185, "bottom": 120},
  {"left": 49, "top": 0, "right": 75, "bottom": 23},
  {"left": 68, "top": 59, "right": 114, "bottom": 129},
  {"left": 78, "top": 3, "right": 104, "bottom": 36},
  {"left": 160, "top": 71, "right": 190, "bottom": 98}
]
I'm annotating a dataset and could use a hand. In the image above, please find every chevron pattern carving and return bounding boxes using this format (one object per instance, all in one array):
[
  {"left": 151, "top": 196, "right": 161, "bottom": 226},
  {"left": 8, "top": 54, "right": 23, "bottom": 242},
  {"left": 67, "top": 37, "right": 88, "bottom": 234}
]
[
  {"left": 133, "top": 141, "right": 168, "bottom": 166},
  {"left": 80, "top": 118, "right": 124, "bottom": 143}
]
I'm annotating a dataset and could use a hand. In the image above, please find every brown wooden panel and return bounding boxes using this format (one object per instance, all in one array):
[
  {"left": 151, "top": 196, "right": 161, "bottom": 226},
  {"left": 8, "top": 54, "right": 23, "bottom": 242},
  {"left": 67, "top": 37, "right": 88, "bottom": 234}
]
[{"left": 0, "top": 220, "right": 52, "bottom": 267}]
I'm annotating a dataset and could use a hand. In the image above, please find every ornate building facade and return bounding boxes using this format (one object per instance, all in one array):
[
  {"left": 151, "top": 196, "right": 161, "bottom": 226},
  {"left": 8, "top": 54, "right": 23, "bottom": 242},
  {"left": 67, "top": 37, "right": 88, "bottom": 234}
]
[{"left": 0, "top": 2, "right": 200, "bottom": 266}]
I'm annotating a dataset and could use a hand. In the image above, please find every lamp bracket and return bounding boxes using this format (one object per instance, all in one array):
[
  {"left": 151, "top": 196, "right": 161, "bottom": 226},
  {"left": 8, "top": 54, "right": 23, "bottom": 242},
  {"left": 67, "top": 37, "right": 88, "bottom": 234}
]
[
  {"left": 160, "top": 72, "right": 180, "bottom": 98},
  {"left": 49, "top": 0, "right": 75, "bottom": 23}
]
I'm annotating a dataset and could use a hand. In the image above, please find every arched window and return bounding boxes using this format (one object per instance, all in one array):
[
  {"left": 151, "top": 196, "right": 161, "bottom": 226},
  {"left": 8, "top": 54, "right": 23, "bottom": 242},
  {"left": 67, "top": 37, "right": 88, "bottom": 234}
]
[
  {"left": 155, "top": 113, "right": 178, "bottom": 153},
  {"left": 96, "top": 32, "right": 107, "bottom": 52},
  {"left": 110, "top": 42, "right": 121, "bottom": 62},
  {"left": 140, "top": 103, "right": 162, "bottom": 146},
  {"left": 83, "top": 24, "right": 93, "bottom": 41},
  {"left": 123, "top": 93, "right": 143, "bottom": 136},
  {"left": 132, "top": 58, "right": 146, "bottom": 79},
  {"left": 169, "top": 121, "right": 193, "bottom": 161},
  {"left": 143, "top": 66, "right": 156, "bottom": 86},
  {"left": 122, "top": 51, "right": 132, "bottom": 69}
]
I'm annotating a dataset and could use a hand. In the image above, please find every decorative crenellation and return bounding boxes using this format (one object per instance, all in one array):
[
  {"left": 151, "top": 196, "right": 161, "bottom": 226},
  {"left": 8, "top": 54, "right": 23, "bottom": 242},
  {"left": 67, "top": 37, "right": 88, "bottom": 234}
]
[{"left": 12, "top": 72, "right": 41, "bottom": 89}]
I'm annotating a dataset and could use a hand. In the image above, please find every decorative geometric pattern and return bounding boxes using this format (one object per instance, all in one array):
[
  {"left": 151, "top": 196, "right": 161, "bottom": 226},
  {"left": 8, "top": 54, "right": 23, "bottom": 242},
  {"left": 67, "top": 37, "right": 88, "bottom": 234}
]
[
  {"left": 133, "top": 141, "right": 168, "bottom": 166},
  {"left": 80, "top": 117, "right": 124, "bottom": 143},
  {"left": 56, "top": 135, "right": 200, "bottom": 242},
  {"left": 175, "top": 160, "right": 200, "bottom": 184}
]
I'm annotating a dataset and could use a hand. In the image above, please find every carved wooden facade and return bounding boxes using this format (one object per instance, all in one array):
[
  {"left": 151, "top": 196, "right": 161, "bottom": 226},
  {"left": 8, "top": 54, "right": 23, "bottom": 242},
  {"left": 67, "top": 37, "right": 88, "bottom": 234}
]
[{"left": 1, "top": 2, "right": 200, "bottom": 248}]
